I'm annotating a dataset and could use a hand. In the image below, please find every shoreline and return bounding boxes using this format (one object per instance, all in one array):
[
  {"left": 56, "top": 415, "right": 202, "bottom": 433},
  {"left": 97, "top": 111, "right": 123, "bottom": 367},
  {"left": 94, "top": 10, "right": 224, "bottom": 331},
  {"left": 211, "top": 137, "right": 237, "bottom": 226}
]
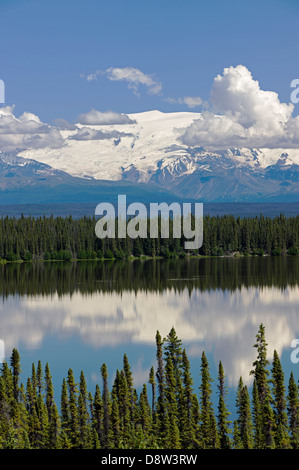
[{"left": 0, "top": 251, "right": 298, "bottom": 265}]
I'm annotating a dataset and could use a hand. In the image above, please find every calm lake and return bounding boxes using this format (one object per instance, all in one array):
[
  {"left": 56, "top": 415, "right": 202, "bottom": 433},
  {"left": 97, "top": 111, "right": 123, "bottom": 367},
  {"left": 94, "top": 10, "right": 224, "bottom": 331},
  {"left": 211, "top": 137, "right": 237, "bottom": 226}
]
[{"left": 0, "top": 257, "right": 298, "bottom": 417}]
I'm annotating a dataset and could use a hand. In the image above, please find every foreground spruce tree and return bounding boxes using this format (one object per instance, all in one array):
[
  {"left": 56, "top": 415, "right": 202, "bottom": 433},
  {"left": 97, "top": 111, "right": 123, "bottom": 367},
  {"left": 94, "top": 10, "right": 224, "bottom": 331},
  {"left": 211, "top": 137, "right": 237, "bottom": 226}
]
[
  {"left": 139, "top": 384, "right": 152, "bottom": 436},
  {"left": 199, "top": 351, "right": 219, "bottom": 448},
  {"left": 100, "top": 363, "right": 110, "bottom": 448},
  {"left": 163, "top": 327, "right": 183, "bottom": 386},
  {"left": 235, "top": 377, "right": 254, "bottom": 449},
  {"left": 92, "top": 384, "right": 103, "bottom": 446},
  {"left": 250, "top": 323, "right": 275, "bottom": 448},
  {"left": 155, "top": 330, "right": 166, "bottom": 445},
  {"left": 10, "top": 349, "right": 21, "bottom": 402},
  {"left": 287, "top": 371, "right": 299, "bottom": 449},
  {"left": 217, "top": 361, "right": 231, "bottom": 448},
  {"left": 78, "top": 370, "right": 91, "bottom": 448},
  {"left": 164, "top": 357, "right": 180, "bottom": 448},
  {"left": 66, "top": 369, "right": 79, "bottom": 448},
  {"left": 148, "top": 366, "right": 156, "bottom": 417},
  {"left": 180, "top": 349, "right": 198, "bottom": 448},
  {"left": 271, "top": 350, "right": 290, "bottom": 448}
]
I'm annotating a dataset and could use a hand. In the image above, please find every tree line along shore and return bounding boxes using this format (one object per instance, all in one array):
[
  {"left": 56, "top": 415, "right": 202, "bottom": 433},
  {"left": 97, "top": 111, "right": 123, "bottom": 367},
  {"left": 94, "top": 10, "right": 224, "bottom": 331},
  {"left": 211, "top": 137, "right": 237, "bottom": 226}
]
[{"left": 0, "top": 213, "right": 298, "bottom": 262}]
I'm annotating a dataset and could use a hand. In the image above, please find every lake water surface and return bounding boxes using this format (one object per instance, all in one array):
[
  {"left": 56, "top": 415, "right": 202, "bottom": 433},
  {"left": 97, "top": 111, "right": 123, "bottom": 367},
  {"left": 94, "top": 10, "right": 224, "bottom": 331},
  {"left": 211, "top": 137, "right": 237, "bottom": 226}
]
[{"left": 0, "top": 257, "right": 298, "bottom": 415}]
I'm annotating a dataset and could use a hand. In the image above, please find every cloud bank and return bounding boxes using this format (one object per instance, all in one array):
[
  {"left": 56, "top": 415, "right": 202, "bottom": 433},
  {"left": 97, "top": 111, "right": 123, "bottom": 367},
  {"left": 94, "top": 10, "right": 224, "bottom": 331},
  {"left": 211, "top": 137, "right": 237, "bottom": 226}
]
[
  {"left": 166, "top": 96, "right": 204, "bottom": 109},
  {"left": 0, "top": 107, "right": 137, "bottom": 151},
  {"left": 77, "top": 109, "right": 136, "bottom": 125},
  {"left": 3, "top": 64, "right": 299, "bottom": 153},
  {"left": 69, "top": 127, "right": 133, "bottom": 141},
  {"left": 0, "top": 106, "right": 64, "bottom": 152},
  {"left": 180, "top": 65, "right": 299, "bottom": 149}
]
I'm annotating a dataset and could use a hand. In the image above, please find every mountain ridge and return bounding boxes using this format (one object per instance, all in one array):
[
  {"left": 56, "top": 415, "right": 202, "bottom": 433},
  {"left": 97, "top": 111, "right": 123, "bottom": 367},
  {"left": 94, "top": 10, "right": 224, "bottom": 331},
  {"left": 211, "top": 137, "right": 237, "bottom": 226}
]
[{"left": 1, "top": 110, "right": 299, "bottom": 203}]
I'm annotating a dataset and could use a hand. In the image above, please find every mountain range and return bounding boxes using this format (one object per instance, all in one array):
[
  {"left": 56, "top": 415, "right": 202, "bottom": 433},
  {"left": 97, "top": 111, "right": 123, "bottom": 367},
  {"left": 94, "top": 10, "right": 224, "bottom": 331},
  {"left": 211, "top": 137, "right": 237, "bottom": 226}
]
[{"left": 1, "top": 110, "right": 299, "bottom": 204}]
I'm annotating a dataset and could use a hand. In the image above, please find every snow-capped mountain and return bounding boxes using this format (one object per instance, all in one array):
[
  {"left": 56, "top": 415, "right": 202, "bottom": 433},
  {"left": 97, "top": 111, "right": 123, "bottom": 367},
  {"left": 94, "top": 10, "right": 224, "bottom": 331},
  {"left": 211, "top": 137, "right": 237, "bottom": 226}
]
[
  {"left": 3, "top": 110, "right": 299, "bottom": 202},
  {"left": 0, "top": 152, "right": 72, "bottom": 186},
  {"left": 19, "top": 110, "right": 202, "bottom": 182},
  {"left": 0, "top": 151, "right": 182, "bottom": 204}
]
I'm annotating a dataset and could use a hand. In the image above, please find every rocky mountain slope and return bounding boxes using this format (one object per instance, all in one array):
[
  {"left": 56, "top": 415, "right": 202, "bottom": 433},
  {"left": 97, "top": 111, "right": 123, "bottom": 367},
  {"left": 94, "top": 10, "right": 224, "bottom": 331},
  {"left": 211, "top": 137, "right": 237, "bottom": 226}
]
[{"left": 1, "top": 110, "right": 298, "bottom": 203}]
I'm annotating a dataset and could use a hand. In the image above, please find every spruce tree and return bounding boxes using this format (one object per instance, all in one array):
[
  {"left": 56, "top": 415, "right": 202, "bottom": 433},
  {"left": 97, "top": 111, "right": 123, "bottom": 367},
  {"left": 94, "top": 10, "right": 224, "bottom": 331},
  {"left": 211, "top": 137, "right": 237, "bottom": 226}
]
[
  {"left": 271, "top": 350, "right": 290, "bottom": 448},
  {"left": 48, "top": 402, "right": 60, "bottom": 449},
  {"left": 26, "top": 377, "right": 40, "bottom": 448},
  {"left": 148, "top": 366, "right": 156, "bottom": 416},
  {"left": 110, "top": 386, "right": 120, "bottom": 448},
  {"left": 30, "top": 363, "right": 38, "bottom": 406},
  {"left": 217, "top": 361, "right": 231, "bottom": 448},
  {"left": 10, "top": 349, "right": 21, "bottom": 402},
  {"left": 66, "top": 369, "right": 79, "bottom": 448},
  {"left": 250, "top": 324, "right": 269, "bottom": 403},
  {"left": 44, "top": 363, "right": 54, "bottom": 421},
  {"left": 0, "top": 375, "right": 10, "bottom": 444},
  {"left": 117, "top": 369, "right": 131, "bottom": 447},
  {"left": 36, "top": 394, "right": 49, "bottom": 448},
  {"left": 252, "top": 379, "right": 262, "bottom": 448},
  {"left": 163, "top": 327, "right": 183, "bottom": 386},
  {"left": 233, "top": 420, "right": 242, "bottom": 449},
  {"left": 155, "top": 330, "right": 166, "bottom": 444},
  {"left": 139, "top": 384, "right": 152, "bottom": 437},
  {"left": 101, "top": 363, "right": 110, "bottom": 448},
  {"left": 123, "top": 354, "right": 136, "bottom": 431},
  {"left": 287, "top": 371, "right": 299, "bottom": 449},
  {"left": 36, "top": 360, "right": 44, "bottom": 398},
  {"left": 181, "top": 348, "right": 196, "bottom": 448},
  {"left": 165, "top": 357, "right": 180, "bottom": 449},
  {"left": 199, "top": 351, "right": 218, "bottom": 448},
  {"left": 250, "top": 324, "right": 275, "bottom": 448},
  {"left": 60, "top": 377, "right": 69, "bottom": 434},
  {"left": 92, "top": 384, "right": 103, "bottom": 445},
  {"left": 78, "top": 370, "right": 91, "bottom": 448},
  {"left": 17, "top": 383, "right": 29, "bottom": 448},
  {"left": 235, "top": 378, "right": 254, "bottom": 449},
  {"left": 91, "top": 427, "right": 101, "bottom": 449}
]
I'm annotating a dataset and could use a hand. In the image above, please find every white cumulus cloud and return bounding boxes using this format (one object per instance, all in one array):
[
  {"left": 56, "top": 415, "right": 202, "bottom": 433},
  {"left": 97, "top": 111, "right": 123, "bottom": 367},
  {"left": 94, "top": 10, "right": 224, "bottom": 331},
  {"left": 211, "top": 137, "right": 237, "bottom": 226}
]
[
  {"left": 106, "top": 67, "right": 162, "bottom": 96},
  {"left": 69, "top": 127, "right": 133, "bottom": 141},
  {"left": 82, "top": 66, "right": 162, "bottom": 96},
  {"left": 0, "top": 105, "right": 64, "bottom": 152},
  {"left": 180, "top": 65, "right": 299, "bottom": 149}
]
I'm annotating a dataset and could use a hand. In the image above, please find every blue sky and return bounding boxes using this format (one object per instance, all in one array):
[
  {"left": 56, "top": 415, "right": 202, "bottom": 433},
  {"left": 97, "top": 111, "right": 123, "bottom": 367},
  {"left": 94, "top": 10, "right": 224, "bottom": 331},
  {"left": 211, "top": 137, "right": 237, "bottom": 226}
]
[{"left": 0, "top": 0, "right": 298, "bottom": 124}]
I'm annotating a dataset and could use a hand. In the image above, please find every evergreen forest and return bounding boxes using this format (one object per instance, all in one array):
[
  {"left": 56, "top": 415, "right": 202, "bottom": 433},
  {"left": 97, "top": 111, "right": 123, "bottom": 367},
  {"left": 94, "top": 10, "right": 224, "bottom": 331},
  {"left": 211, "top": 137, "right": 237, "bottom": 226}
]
[
  {"left": 0, "top": 325, "right": 298, "bottom": 449},
  {"left": 0, "top": 213, "right": 298, "bottom": 262}
]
